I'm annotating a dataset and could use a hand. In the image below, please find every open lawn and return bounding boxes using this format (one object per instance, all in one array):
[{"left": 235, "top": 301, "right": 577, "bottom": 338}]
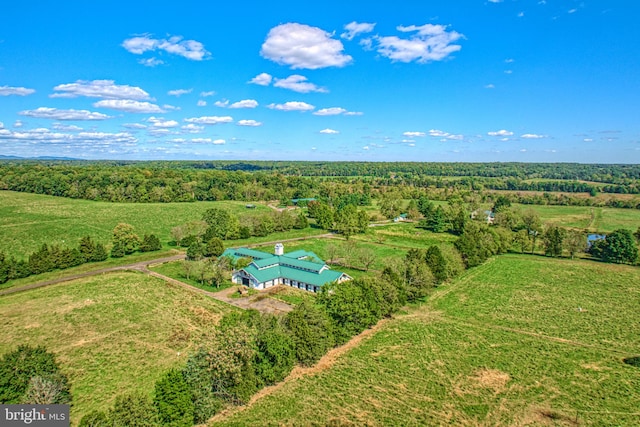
[
  {"left": 0, "top": 190, "right": 272, "bottom": 259},
  {"left": 215, "top": 255, "right": 640, "bottom": 426},
  {"left": 0, "top": 272, "right": 235, "bottom": 422},
  {"left": 516, "top": 204, "right": 640, "bottom": 232}
]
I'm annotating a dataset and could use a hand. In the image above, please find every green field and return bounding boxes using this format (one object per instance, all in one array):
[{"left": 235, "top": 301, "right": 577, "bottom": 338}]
[
  {"left": 0, "top": 272, "right": 235, "bottom": 422},
  {"left": 0, "top": 190, "right": 272, "bottom": 259},
  {"left": 514, "top": 204, "right": 640, "bottom": 233},
  {"left": 215, "top": 255, "right": 640, "bottom": 426}
]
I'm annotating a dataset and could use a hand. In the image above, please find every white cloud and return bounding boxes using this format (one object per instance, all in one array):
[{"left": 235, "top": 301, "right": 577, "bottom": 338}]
[
  {"left": 344, "top": 111, "right": 363, "bottom": 116},
  {"left": 505, "top": 58, "right": 514, "bottom": 63},
  {"left": 181, "top": 124, "right": 204, "bottom": 133},
  {"left": 93, "top": 99, "right": 165, "bottom": 113},
  {"left": 488, "top": 129, "right": 513, "bottom": 137},
  {"left": 0, "top": 86, "right": 36, "bottom": 96},
  {"left": 485, "top": 84, "right": 495, "bottom": 89},
  {"left": 13, "top": 120, "right": 23, "bottom": 128},
  {"left": 341, "top": 21, "right": 376, "bottom": 41},
  {"left": 504, "top": 70, "right": 513, "bottom": 74},
  {"left": 518, "top": 12, "right": 525, "bottom": 17},
  {"left": 229, "top": 99, "right": 258, "bottom": 109},
  {"left": 191, "top": 138, "right": 214, "bottom": 144},
  {"left": 313, "top": 107, "right": 347, "bottom": 116},
  {"left": 0, "top": 122, "right": 4, "bottom": 128},
  {"left": 446, "top": 134, "right": 464, "bottom": 140},
  {"left": 403, "top": 131, "right": 426, "bottom": 137},
  {"left": 122, "top": 34, "right": 210, "bottom": 61},
  {"left": 184, "top": 116, "right": 233, "bottom": 125},
  {"left": 200, "top": 91, "right": 216, "bottom": 97},
  {"left": 274, "top": 75, "right": 327, "bottom": 93},
  {"left": 148, "top": 117, "right": 179, "bottom": 128},
  {"left": 568, "top": 8, "right": 577, "bottom": 13},
  {"left": 488, "top": 0, "right": 503, "bottom": 3},
  {"left": 320, "top": 128, "right": 339, "bottom": 134},
  {"left": 0, "top": 128, "right": 137, "bottom": 145},
  {"left": 168, "top": 88, "right": 192, "bottom": 97},
  {"left": 363, "top": 146, "right": 370, "bottom": 150},
  {"left": 428, "top": 129, "right": 449, "bottom": 137},
  {"left": 52, "top": 123, "right": 83, "bottom": 131},
  {"left": 123, "top": 123, "right": 147, "bottom": 129},
  {"left": 584, "top": 138, "right": 593, "bottom": 142},
  {"left": 197, "top": 100, "right": 207, "bottom": 107},
  {"left": 267, "top": 101, "right": 315, "bottom": 112},
  {"left": 374, "top": 24, "right": 463, "bottom": 63},
  {"left": 139, "top": 57, "right": 163, "bottom": 67},
  {"left": 51, "top": 80, "right": 150, "bottom": 100},
  {"left": 213, "top": 139, "right": 226, "bottom": 145},
  {"left": 237, "top": 120, "right": 262, "bottom": 127},
  {"left": 214, "top": 100, "right": 229, "bottom": 108},
  {"left": 249, "top": 73, "right": 273, "bottom": 86},
  {"left": 261, "top": 23, "right": 352, "bottom": 69},
  {"left": 19, "top": 107, "right": 111, "bottom": 121},
  {"left": 521, "top": 133, "right": 546, "bottom": 139}
]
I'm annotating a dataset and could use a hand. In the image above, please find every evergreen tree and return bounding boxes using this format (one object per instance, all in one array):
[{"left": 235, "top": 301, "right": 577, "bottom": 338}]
[
  {"left": 93, "top": 243, "right": 108, "bottom": 261},
  {"left": 153, "top": 369, "right": 194, "bottom": 427},
  {"left": 140, "top": 234, "right": 162, "bottom": 252},
  {"left": 78, "top": 236, "right": 97, "bottom": 262},
  {"left": 424, "top": 245, "right": 448, "bottom": 283},
  {"left": 284, "top": 301, "right": 334, "bottom": 366}
]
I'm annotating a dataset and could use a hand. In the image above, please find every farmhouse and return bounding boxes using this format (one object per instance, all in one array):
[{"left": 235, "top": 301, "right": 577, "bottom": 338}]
[{"left": 221, "top": 243, "right": 351, "bottom": 293}]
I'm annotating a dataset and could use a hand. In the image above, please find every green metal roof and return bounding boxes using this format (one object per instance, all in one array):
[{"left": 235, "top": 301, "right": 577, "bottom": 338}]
[
  {"left": 242, "top": 263, "right": 345, "bottom": 287},
  {"left": 226, "top": 245, "right": 349, "bottom": 287},
  {"left": 221, "top": 247, "right": 273, "bottom": 261}
]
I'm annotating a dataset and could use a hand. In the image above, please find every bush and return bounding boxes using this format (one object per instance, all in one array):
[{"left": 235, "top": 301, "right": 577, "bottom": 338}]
[
  {"left": 0, "top": 345, "right": 71, "bottom": 404},
  {"left": 153, "top": 369, "right": 194, "bottom": 427}
]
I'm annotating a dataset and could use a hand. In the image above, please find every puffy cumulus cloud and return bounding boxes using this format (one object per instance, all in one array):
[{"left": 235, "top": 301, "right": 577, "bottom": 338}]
[
  {"left": 93, "top": 100, "right": 165, "bottom": 113},
  {"left": 0, "top": 128, "right": 137, "bottom": 145},
  {"left": 184, "top": 116, "right": 233, "bottom": 125},
  {"left": 147, "top": 117, "right": 179, "bottom": 128},
  {"left": 374, "top": 24, "right": 463, "bottom": 63},
  {"left": 51, "top": 80, "right": 150, "bottom": 100},
  {"left": 13, "top": 120, "right": 24, "bottom": 128},
  {"left": 488, "top": 129, "right": 514, "bottom": 137},
  {"left": 267, "top": 101, "right": 315, "bottom": 112},
  {"left": 168, "top": 88, "right": 192, "bottom": 97},
  {"left": 261, "top": 23, "right": 352, "bottom": 69},
  {"left": 237, "top": 120, "right": 262, "bottom": 127},
  {"left": 249, "top": 73, "right": 273, "bottom": 86},
  {"left": 403, "top": 131, "right": 426, "bottom": 137},
  {"left": 122, "top": 34, "right": 210, "bottom": 61},
  {"left": 313, "top": 107, "right": 346, "bottom": 116},
  {"left": 0, "top": 86, "right": 36, "bottom": 96},
  {"left": 521, "top": 133, "right": 546, "bottom": 139},
  {"left": 19, "top": 107, "right": 111, "bottom": 121},
  {"left": 181, "top": 123, "right": 204, "bottom": 133},
  {"left": 320, "top": 128, "right": 339, "bottom": 134},
  {"left": 197, "top": 100, "right": 207, "bottom": 107},
  {"left": 229, "top": 99, "right": 258, "bottom": 109},
  {"left": 213, "top": 139, "right": 226, "bottom": 145},
  {"left": 274, "top": 75, "right": 327, "bottom": 93},
  {"left": 214, "top": 100, "right": 229, "bottom": 107},
  {"left": 341, "top": 21, "right": 376, "bottom": 40}
]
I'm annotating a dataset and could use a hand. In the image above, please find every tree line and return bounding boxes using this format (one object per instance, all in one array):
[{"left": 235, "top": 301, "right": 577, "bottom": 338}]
[
  {"left": 0, "top": 224, "right": 162, "bottom": 285},
  {"left": 1, "top": 162, "right": 639, "bottom": 205}
]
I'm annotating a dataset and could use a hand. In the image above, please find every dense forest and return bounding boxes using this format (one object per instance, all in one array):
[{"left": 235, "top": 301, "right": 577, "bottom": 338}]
[{"left": 0, "top": 161, "right": 639, "bottom": 207}]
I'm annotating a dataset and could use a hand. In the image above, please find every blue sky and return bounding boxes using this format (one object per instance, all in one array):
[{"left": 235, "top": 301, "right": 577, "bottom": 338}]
[{"left": 1, "top": 0, "right": 639, "bottom": 162}]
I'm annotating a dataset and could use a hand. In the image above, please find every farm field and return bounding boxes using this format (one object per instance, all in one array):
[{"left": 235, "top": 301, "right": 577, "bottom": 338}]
[
  {"left": 516, "top": 204, "right": 640, "bottom": 232},
  {"left": 0, "top": 190, "right": 274, "bottom": 258},
  {"left": 215, "top": 255, "right": 640, "bottom": 426},
  {"left": 0, "top": 272, "right": 235, "bottom": 422}
]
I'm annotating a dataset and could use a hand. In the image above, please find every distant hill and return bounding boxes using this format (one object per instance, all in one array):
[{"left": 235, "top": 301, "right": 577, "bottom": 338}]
[{"left": 0, "top": 155, "right": 82, "bottom": 160}]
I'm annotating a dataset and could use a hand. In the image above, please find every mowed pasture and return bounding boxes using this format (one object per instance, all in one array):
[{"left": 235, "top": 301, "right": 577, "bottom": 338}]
[
  {"left": 0, "top": 190, "right": 274, "bottom": 258},
  {"left": 513, "top": 204, "right": 640, "bottom": 233},
  {"left": 216, "top": 255, "right": 640, "bottom": 426},
  {"left": 0, "top": 272, "right": 235, "bottom": 422}
]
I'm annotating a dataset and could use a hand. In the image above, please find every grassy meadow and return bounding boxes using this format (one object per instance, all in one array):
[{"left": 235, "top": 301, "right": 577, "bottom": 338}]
[
  {"left": 0, "top": 190, "right": 273, "bottom": 259},
  {"left": 0, "top": 272, "right": 235, "bottom": 422},
  {"left": 215, "top": 255, "right": 640, "bottom": 426}
]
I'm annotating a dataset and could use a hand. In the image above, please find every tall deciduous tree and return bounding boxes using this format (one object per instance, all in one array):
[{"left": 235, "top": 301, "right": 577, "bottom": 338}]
[
  {"left": 284, "top": 301, "right": 334, "bottom": 366},
  {"left": 600, "top": 229, "right": 638, "bottom": 264},
  {"left": 543, "top": 225, "right": 566, "bottom": 257},
  {"left": 153, "top": 369, "right": 194, "bottom": 427},
  {"left": 112, "top": 223, "right": 140, "bottom": 255}
]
